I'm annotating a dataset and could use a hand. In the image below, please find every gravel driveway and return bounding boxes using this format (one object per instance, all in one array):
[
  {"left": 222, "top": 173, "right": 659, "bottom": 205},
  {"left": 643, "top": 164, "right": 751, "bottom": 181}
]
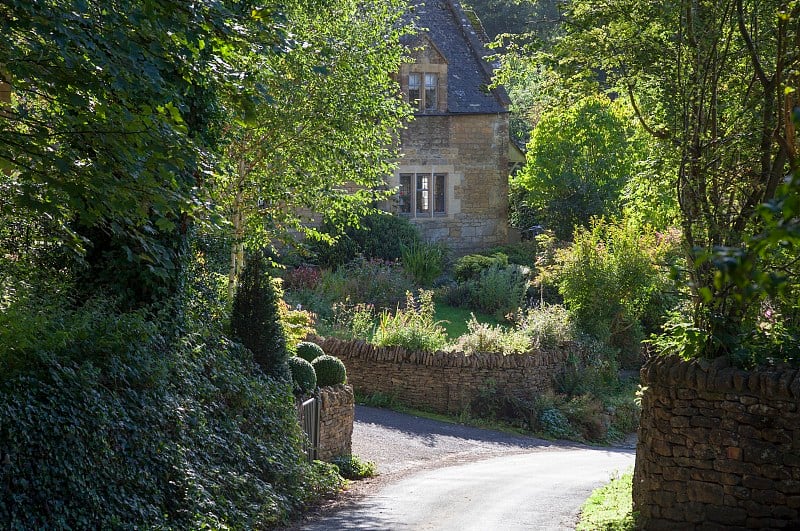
[{"left": 290, "top": 406, "right": 636, "bottom": 530}]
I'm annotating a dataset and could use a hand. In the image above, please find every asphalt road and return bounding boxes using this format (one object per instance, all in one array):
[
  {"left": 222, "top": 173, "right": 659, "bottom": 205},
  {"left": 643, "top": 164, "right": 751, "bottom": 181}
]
[{"left": 298, "top": 406, "right": 635, "bottom": 530}]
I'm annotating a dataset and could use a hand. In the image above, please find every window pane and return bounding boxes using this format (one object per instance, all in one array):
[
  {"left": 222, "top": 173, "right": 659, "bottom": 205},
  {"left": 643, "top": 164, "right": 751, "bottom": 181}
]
[
  {"left": 399, "top": 174, "right": 412, "bottom": 213},
  {"left": 434, "top": 173, "right": 446, "bottom": 213},
  {"left": 416, "top": 173, "right": 430, "bottom": 214},
  {"left": 408, "top": 73, "right": 421, "bottom": 110},
  {"left": 424, "top": 73, "right": 437, "bottom": 111}
]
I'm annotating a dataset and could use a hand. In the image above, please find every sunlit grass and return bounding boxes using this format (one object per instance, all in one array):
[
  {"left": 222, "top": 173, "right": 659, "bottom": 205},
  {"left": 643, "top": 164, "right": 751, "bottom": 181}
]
[
  {"left": 434, "top": 304, "right": 504, "bottom": 340},
  {"left": 577, "top": 469, "right": 636, "bottom": 530}
]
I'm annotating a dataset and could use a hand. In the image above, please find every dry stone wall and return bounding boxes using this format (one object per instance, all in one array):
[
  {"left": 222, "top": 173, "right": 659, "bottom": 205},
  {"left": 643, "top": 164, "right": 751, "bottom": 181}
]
[
  {"left": 634, "top": 355, "right": 800, "bottom": 530},
  {"left": 316, "top": 384, "right": 354, "bottom": 462},
  {"left": 315, "top": 337, "right": 571, "bottom": 415}
]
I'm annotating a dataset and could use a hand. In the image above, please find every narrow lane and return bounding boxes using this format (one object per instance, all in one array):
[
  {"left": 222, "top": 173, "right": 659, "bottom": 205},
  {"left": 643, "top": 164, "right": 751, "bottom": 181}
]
[{"left": 299, "top": 407, "right": 635, "bottom": 530}]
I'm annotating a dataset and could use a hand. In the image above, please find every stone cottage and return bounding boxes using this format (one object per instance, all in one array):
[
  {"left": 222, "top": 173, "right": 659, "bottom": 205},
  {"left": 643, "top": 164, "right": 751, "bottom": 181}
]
[{"left": 386, "top": 0, "right": 512, "bottom": 255}]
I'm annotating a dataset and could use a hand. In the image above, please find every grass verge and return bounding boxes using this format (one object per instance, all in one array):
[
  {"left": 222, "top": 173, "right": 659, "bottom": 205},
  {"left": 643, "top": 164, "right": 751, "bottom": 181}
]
[{"left": 576, "top": 469, "right": 635, "bottom": 530}]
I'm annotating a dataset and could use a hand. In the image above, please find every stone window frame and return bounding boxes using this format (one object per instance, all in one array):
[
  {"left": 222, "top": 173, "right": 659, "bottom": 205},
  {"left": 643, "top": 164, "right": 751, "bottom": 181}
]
[
  {"left": 399, "top": 172, "right": 447, "bottom": 218},
  {"left": 401, "top": 63, "right": 447, "bottom": 114}
]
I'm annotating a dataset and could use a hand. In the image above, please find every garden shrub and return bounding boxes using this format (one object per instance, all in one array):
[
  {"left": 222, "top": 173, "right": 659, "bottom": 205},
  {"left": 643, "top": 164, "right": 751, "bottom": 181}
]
[
  {"left": 295, "top": 341, "right": 325, "bottom": 363},
  {"left": 485, "top": 241, "right": 539, "bottom": 266},
  {"left": 279, "top": 299, "right": 317, "bottom": 347},
  {"left": 451, "top": 316, "right": 531, "bottom": 355},
  {"left": 539, "top": 408, "right": 574, "bottom": 439},
  {"left": 311, "top": 212, "right": 420, "bottom": 268},
  {"left": 373, "top": 290, "right": 449, "bottom": 352},
  {"left": 470, "top": 264, "right": 530, "bottom": 320},
  {"left": 401, "top": 241, "right": 447, "bottom": 286},
  {"left": 516, "top": 304, "right": 576, "bottom": 349},
  {"left": 289, "top": 356, "right": 317, "bottom": 394},
  {"left": 453, "top": 252, "right": 509, "bottom": 282},
  {"left": 283, "top": 264, "right": 322, "bottom": 291},
  {"left": 326, "top": 300, "right": 376, "bottom": 340},
  {"left": 0, "top": 290, "right": 342, "bottom": 528},
  {"left": 330, "top": 455, "right": 377, "bottom": 480},
  {"left": 317, "top": 258, "right": 414, "bottom": 311},
  {"left": 312, "top": 355, "right": 347, "bottom": 387},
  {"left": 230, "top": 254, "right": 290, "bottom": 379},
  {"left": 557, "top": 219, "right": 672, "bottom": 365}
]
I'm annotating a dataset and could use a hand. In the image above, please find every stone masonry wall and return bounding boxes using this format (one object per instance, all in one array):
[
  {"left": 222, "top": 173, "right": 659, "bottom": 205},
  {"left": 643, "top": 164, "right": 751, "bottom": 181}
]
[
  {"left": 316, "top": 384, "right": 354, "bottom": 462},
  {"left": 395, "top": 113, "right": 509, "bottom": 256},
  {"left": 316, "top": 337, "right": 571, "bottom": 415},
  {"left": 634, "top": 355, "right": 800, "bottom": 530}
]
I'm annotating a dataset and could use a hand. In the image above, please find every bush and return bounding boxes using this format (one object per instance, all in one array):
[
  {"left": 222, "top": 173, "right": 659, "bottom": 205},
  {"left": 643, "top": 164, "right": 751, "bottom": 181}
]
[
  {"left": 311, "top": 213, "right": 420, "bottom": 268},
  {"left": 470, "top": 264, "right": 530, "bottom": 320},
  {"left": 451, "top": 316, "right": 531, "bottom": 355},
  {"left": 289, "top": 356, "right": 317, "bottom": 394},
  {"left": 557, "top": 219, "right": 673, "bottom": 364},
  {"left": 312, "top": 355, "right": 347, "bottom": 387},
  {"left": 516, "top": 304, "right": 576, "bottom": 349},
  {"left": 373, "top": 290, "right": 449, "bottom": 352},
  {"left": 0, "top": 290, "right": 342, "bottom": 528},
  {"left": 295, "top": 341, "right": 325, "bottom": 363},
  {"left": 330, "top": 455, "right": 377, "bottom": 480},
  {"left": 401, "top": 241, "right": 447, "bottom": 286},
  {"left": 317, "top": 258, "right": 415, "bottom": 311},
  {"left": 230, "top": 254, "right": 290, "bottom": 379},
  {"left": 283, "top": 265, "right": 322, "bottom": 291},
  {"left": 453, "top": 252, "right": 509, "bottom": 282},
  {"left": 326, "top": 300, "right": 376, "bottom": 340},
  {"left": 279, "top": 300, "right": 317, "bottom": 347}
]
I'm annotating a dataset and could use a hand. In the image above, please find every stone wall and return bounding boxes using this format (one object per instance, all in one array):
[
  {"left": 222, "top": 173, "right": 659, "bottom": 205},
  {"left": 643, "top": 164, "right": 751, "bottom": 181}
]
[
  {"left": 316, "top": 384, "right": 354, "bottom": 461},
  {"left": 316, "top": 337, "right": 571, "bottom": 415},
  {"left": 634, "top": 355, "right": 800, "bottom": 530},
  {"left": 391, "top": 112, "right": 509, "bottom": 256}
]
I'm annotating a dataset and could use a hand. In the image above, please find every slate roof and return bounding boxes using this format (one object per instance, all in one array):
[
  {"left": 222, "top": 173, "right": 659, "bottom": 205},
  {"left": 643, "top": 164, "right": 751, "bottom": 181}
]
[{"left": 403, "top": 0, "right": 510, "bottom": 114}]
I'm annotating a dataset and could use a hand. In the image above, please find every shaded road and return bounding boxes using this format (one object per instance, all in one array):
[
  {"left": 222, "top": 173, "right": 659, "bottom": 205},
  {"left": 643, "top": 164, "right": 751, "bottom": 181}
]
[{"left": 299, "top": 406, "right": 635, "bottom": 530}]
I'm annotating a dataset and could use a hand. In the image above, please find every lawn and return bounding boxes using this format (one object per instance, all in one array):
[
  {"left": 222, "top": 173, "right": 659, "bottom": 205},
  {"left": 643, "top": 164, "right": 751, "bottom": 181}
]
[{"left": 433, "top": 303, "right": 504, "bottom": 340}]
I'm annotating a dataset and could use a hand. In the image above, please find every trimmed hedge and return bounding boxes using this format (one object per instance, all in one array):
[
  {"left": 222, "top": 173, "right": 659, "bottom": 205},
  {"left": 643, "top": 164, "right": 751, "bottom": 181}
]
[
  {"left": 289, "top": 356, "right": 317, "bottom": 394},
  {"left": 312, "top": 355, "right": 347, "bottom": 387},
  {"left": 295, "top": 341, "right": 325, "bottom": 363}
]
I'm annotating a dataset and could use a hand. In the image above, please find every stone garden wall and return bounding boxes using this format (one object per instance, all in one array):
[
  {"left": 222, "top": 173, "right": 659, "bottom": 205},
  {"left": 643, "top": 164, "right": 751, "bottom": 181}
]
[
  {"left": 315, "top": 337, "right": 572, "bottom": 415},
  {"left": 317, "top": 384, "right": 354, "bottom": 461},
  {"left": 634, "top": 355, "right": 800, "bottom": 530}
]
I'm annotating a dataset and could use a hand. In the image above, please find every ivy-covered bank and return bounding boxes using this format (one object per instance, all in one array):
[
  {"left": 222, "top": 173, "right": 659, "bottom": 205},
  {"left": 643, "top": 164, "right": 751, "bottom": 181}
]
[{"left": 0, "top": 292, "right": 341, "bottom": 529}]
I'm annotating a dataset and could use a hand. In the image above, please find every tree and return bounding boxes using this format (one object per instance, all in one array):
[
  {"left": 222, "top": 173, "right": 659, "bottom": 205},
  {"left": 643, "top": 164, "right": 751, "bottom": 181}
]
[
  {"left": 542, "top": 0, "right": 799, "bottom": 358},
  {"left": 230, "top": 252, "right": 290, "bottom": 379},
  {"left": 513, "top": 94, "right": 642, "bottom": 239},
  {"left": 0, "top": 0, "right": 290, "bottom": 303},
  {"left": 213, "top": 0, "right": 411, "bottom": 298}
]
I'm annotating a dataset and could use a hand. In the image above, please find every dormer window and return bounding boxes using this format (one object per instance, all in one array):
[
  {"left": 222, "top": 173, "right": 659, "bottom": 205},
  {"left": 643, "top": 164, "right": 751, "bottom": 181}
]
[
  {"left": 408, "top": 72, "right": 439, "bottom": 112},
  {"left": 424, "top": 73, "right": 438, "bottom": 111}
]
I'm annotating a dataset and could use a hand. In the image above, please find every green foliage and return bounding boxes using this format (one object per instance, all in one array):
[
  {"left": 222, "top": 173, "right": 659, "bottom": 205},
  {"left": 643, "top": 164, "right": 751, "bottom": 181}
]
[
  {"left": 469, "top": 264, "right": 530, "bottom": 320},
  {"left": 577, "top": 470, "right": 636, "bottom": 531},
  {"left": 311, "top": 355, "right": 347, "bottom": 387},
  {"left": 311, "top": 213, "right": 421, "bottom": 269},
  {"left": 325, "top": 301, "right": 376, "bottom": 341},
  {"left": 516, "top": 304, "right": 577, "bottom": 349},
  {"left": 454, "top": 252, "right": 509, "bottom": 282},
  {"left": 0, "top": 291, "right": 342, "bottom": 528},
  {"left": 230, "top": 254, "right": 290, "bottom": 379},
  {"left": 289, "top": 356, "right": 317, "bottom": 395},
  {"left": 374, "top": 290, "right": 449, "bottom": 353},
  {"left": 401, "top": 241, "right": 447, "bottom": 286},
  {"left": 317, "top": 258, "right": 415, "bottom": 311},
  {"left": 295, "top": 341, "right": 325, "bottom": 363},
  {"left": 556, "top": 219, "right": 673, "bottom": 362},
  {"left": 279, "top": 300, "right": 317, "bottom": 347},
  {"left": 538, "top": 407, "right": 575, "bottom": 439},
  {"left": 452, "top": 316, "right": 531, "bottom": 355},
  {"left": 515, "top": 95, "right": 642, "bottom": 240},
  {"left": 330, "top": 455, "right": 377, "bottom": 480}
]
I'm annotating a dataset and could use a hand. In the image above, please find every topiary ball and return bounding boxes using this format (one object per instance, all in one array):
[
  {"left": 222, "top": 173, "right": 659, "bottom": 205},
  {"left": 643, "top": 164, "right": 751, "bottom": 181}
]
[
  {"left": 311, "top": 355, "right": 347, "bottom": 387},
  {"left": 289, "top": 356, "right": 317, "bottom": 394},
  {"left": 295, "top": 341, "right": 325, "bottom": 363}
]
